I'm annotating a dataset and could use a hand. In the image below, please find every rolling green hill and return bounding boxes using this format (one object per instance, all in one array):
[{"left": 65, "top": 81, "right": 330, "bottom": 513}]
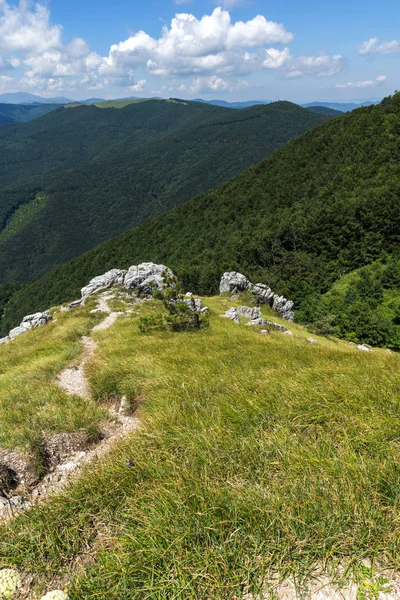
[
  {"left": 3, "top": 93, "right": 399, "bottom": 345},
  {"left": 0, "top": 102, "right": 61, "bottom": 125},
  {"left": 305, "top": 105, "right": 343, "bottom": 117},
  {"left": 0, "top": 100, "right": 328, "bottom": 285}
]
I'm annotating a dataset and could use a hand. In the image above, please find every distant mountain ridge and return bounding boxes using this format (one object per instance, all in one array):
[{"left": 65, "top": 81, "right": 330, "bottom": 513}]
[
  {"left": 0, "top": 92, "right": 73, "bottom": 105},
  {"left": 0, "top": 99, "right": 328, "bottom": 287}
]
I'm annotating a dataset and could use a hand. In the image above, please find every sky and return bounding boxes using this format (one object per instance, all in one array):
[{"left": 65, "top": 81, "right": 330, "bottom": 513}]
[{"left": 0, "top": 0, "right": 398, "bottom": 102}]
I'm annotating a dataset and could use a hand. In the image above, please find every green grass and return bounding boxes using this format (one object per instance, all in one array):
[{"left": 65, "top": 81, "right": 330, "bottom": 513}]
[
  {"left": 0, "top": 298, "right": 108, "bottom": 450},
  {"left": 0, "top": 296, "right": 399, "bottom": 598}
]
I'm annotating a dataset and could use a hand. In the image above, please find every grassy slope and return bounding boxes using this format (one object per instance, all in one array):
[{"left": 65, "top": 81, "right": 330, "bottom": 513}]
[
  {"left": 0, "top": 295, "right": 398, "bottom": 598},
  {"left": 0, "top": 297, "right": 107, "bottom": 451},
  {"left": 0, "top": 101, "right": 327, "bottom": 286},
  {"left": 4, "top": 94, "right": 399, "bottom": 337}
]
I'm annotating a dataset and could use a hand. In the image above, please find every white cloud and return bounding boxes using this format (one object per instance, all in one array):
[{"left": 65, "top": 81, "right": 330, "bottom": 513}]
[
  {"left": 103, "top": 8, "right": 293, "bottom": 79},
  {"left": 128, "top": 79, "right": 146, "bottom": 93},
  {"left": 0, "top": 1, "right": 346, "bottom": 97},
  {"left": 284, "top": 53, "right": 343, "bottom": 78},
  {"left": 334, "top": 75, "right": 387, "bottom": 89},
  {"left": 358, "top": 37, "right": 400, "bottom": 55}
]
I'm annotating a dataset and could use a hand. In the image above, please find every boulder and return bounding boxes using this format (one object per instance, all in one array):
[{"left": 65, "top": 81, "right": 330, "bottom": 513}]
[
  {"left": 246, "top": 318, "right": 267, "bottom": 326},
  {"left": 272, "top": 296, "right": 295, "bottom": 321},
  {"left": 6, "top": 311, "right": 52, "bottom": 342},
  {"left": 220, "top": 272, "right": 252, "bottom": 294},
  {"left": 221, "top": 307, "right": 240, "bottom": 324},
  {"left": 0, "top": 336, "right": 10, "bottom": 344},
  {"left": 81, "top": 269, "right": 127, "bottom": 298},
  {"left": 8, "top": 326, "right": 26, "bottom": 339},
  {"left": 124, "top": 263, "right": 173, "bottom": 293},
  {"left": 237, "top": 306, "right": 261, "bottom": 320},
  {"left": 357, "top": 344, "right": 371, "bottom": 352},
  {"left": 219, "top": 272, "right": 294, "bottom": 321},
  {"left": 307, "top": 337, "right": 318, "bottom": 345},
  {"left": 22, "top": 312, "right": 51, "bottom": 328}
]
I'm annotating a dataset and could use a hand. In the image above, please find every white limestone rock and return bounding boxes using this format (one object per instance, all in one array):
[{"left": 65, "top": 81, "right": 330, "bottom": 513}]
[
  {"left": 81, "top": 269, "right": 127, "bottom": 298},
  {"left": 246, "top": 318, "right": 267, "bottom": 326},
  {"left": 357, "top": 344, "right": 371, "bottom": 352},
  {"left": 124, "top": 263, "right": 173, "bottom": 293},
  {"left": 220, "top": 272, "right": 252, "bottom": 294},
  {"left": 237, "top": 306, "right": 261, "bottom": 320},
  {"left": 221, "top": 307, "right": 240, "bottom": 324}
]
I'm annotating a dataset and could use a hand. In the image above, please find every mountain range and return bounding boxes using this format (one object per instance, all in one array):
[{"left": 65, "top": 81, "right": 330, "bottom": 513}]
[
  {"left": 0, "top": 99, "right": 329, "bottom": 288},
  {"left": 3, "top": 93, "right": 398, "bottom": 347}
]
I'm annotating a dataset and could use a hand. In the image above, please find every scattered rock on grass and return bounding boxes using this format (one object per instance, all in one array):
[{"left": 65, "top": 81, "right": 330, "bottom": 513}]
[
  {"left": 237, "top": 306, "right": 261, "bottom": 320},
  {"left": 246, "top": 318, "right": 267, "bottom": 326},
  {"left": 307, "top": 337, "right": 318, "bottom": 345},
  {"left": 357, "top": 344, "right": 371, "bottom": 352},
  {"left": 221, "top": 307, "right": 240, "bottom": 324}
]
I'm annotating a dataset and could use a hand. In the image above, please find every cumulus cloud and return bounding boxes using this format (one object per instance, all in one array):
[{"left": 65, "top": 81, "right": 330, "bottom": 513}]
[
  {"left": 358, "top": 37, "right": 400, "bottom": 55},
  {"left": 335, "top": 75, "right": 387, "bottom": 89},
  {"left": 128, "top": 79, "right": 146, "bottom": 92},
  {"left": 103, "top": 8, "right": 293, "bottom": 79},
  {"left": 0, "top": 1, "right": 345, "bottom": 96}
]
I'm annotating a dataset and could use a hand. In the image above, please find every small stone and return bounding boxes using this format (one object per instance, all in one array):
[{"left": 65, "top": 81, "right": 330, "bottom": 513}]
[
  {"left": 259, "top": 330, "right": 270, "bottom": 335},
  {"left": 283, "top": 330, "right": 293, "bottom": 336},
  {"left": 307, "top": 337, "right": 318, "bottom": 344},
  {"left": 119, "top": 395, "right": 133, "bottom": 416},
  {"left": 357, "top": 344, "right": 371, "bottom": 352},
  {"left": 9, "top": 495, "right": 30, "bottom": 509}
]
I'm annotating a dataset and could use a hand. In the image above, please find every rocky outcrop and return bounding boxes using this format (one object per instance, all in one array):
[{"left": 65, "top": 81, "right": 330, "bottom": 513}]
[
  {"left": 80, "top": 263, "right": 174, "bottom": 300},
  {"left": 219, "top": 273, "right": 294, "bottom": 321},
  {"left": 220, "top": 272, "right": 252, "bottom": 294},
  {"left": 81, "top": 269, "right": 127, "bottom": 298},
  {"left": 183, "top": 297, "right": 209, "bottom": 315},
  {"left": 237, "top": 306, "right": 261, "bottom": 320},
  {"left": 124, "top": 263, "right": 173, "bottom": 293},
  {"left": 0, "top": 311, "right": 52, "bottom": 345}
]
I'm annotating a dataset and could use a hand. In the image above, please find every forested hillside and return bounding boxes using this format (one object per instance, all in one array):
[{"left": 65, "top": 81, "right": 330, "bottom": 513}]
[
  {"left": 0, "top": 103, "right": 61, "bottom": 124},
  {"left": 0, "top": 100, "right": 328, "bottom": 284},
  {"left": 3, "top": 94, "right": 399, "bottom": 345}
]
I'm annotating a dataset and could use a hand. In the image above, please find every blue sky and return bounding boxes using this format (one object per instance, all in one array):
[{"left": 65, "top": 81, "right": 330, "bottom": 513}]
[{"left": 0, "top": 0, "right": 398, "bottom": 102}]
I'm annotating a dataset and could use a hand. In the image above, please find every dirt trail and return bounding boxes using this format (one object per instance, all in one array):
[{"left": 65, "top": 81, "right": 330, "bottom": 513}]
[
  {"left": 56, "top": 293, "right": 122, "bottom": 396},
  {"left": 1, "top": 292, "right": 139, "bottom": 520}
]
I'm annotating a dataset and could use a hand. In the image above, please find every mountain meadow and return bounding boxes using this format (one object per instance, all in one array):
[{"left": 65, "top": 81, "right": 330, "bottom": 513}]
[
  {"left": 3, "top": 93, "right": 399, "bottom": 347},
  {"left": 1, "top": 282, "right": 399, "bottom": 599}
]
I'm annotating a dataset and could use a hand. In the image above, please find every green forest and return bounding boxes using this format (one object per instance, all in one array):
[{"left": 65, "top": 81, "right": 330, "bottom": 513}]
[
  {"left": 0, "top": 99, "right": 328, "bottom": 285},
  {"left": 2, "top": 93, "right": 400, "bottom": 347}
]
